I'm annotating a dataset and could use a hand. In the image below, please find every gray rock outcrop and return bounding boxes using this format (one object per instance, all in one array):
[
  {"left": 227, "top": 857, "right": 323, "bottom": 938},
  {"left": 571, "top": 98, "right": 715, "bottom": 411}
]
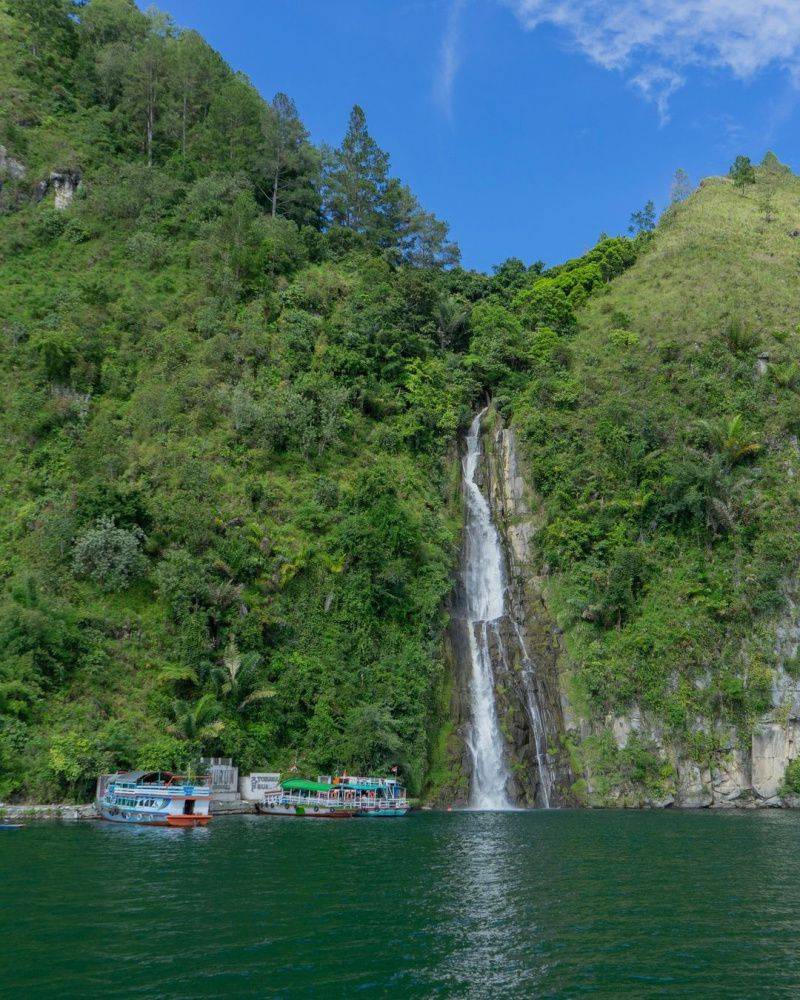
[
  {"left": 0, "top": 145, "right": 26, "bottom": 181},
  {"left": 480, "top": 413, "right": 575, "bottom": 805},
  {"left": 35, "top": 168, "right": 81, "bottom": 209}
]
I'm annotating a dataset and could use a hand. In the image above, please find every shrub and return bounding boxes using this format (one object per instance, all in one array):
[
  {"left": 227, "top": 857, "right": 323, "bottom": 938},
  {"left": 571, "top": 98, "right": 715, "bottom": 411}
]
[
  {"left": 34, "top": 208, "right": 67, "bottom": 242},
  {"left": 63, "top": 217, "right": 93, "bottom": 244},
  {"left": 72, "top": 516, "right": 147, "bottom": 591},
  {"left": 782, "top": 758, "right": 800, "bottom": 795},
  {"left": 513, "top": 279, "right": 576, "bottom": 336},
  {"left": 31, "top": 329, "right": 75, "bottom": 381},
  {"left": 608, "top": 328, "right": 640, "bottom": 349},
  {"left": 761, "top": 151, "right": 789, "bottom": 177},
  {"left": 137, "top": 734, "right": 188, "bottom": 771},
  {"left": 0, "top": 580, "right": 84, "bottom": 685},
  {"left": 467, "top": 300, "right": 529, "bottom": 387},
  {"left": 729, "top": 155, "right": 756, "bottom": 188},
  {"left": 126, "top": 230, "right": 170, "bottom": 269},
  {"left": 722, "top": 319, "right": 760, "bottom": 355},
  {"left": 48, "top": 732, "right": 101, "bottom": 799},
  {"left": 254, "top": 216, "right": 308, "bottom": 278}
]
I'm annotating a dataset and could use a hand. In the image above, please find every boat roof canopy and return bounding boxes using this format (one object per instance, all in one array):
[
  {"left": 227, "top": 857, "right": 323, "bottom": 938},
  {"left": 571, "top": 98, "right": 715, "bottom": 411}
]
[
  {"left": 112, "top": 770, "right": 176, "bottom": 785},
  {"left": 281, "top": 778, "right": 331, "bottom": 792}
]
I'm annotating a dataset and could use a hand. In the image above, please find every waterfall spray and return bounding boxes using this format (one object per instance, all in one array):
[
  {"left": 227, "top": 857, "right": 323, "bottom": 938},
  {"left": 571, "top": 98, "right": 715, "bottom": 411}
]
[{"left": 462, "top": 410, "right": 513, "bottom": 810}]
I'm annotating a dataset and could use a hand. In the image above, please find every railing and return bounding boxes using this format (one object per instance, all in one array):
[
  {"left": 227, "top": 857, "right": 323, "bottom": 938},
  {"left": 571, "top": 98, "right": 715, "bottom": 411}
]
[
  {"left": 264, "top": 790, "right": 408, "bottom": 811},
  {"left": 109, "top": 783, "right": 211, "bottom": 796},
  {"left": 336, "top": 776, "right": 403, "bottom": 790}
]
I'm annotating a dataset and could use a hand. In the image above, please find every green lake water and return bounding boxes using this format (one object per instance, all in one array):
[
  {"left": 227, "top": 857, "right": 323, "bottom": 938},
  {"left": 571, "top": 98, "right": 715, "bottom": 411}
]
[{"left": 2, "top": 809, "right": 800, "bottom": 997}]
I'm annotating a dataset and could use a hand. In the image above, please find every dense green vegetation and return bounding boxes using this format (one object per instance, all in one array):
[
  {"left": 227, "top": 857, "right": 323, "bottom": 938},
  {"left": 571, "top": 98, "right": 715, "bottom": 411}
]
[
  {"left": 0, "top": 0, "right": 477, "bottom": 799},
  {"left": 496, "top": 158, "right": 800, "bottom": 795},
  {"left": 2, "top": 1, "right": 798, "bottom": 807}
]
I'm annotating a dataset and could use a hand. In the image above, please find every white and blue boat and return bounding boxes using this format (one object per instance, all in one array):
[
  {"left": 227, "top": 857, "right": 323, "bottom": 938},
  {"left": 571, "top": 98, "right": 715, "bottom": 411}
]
[
  {"left": 337, "top": 776, "right": 410, "bottom": 817},
  {"left": 98, "top": 771, "right": 212, "bottom": 827}
]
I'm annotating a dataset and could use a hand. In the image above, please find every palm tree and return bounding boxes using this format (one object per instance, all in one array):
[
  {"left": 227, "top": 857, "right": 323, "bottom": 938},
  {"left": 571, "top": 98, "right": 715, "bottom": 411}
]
[
  {"left": 657, "top": 450, "right": 752, "bottom": 537},
  {"left": 157, "top": 663, "right": 199, "bottom": 687},
  {"left": 168, "top": 692, "right": 224, "bottom": 742},
  {"left": 436, "top": 295, "right": 470, "bottom": 350},
  {"left": 693, "top": 414, "right": 760, "bottom": 465},
  {"left": 213, "top": 638, "right": 275, "bottom": 713}
]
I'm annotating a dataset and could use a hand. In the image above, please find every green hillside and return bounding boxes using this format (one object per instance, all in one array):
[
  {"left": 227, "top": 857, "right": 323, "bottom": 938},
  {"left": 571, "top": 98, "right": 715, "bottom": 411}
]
[
  {"left": 0, "top": 0, "right": 474, "bottom": 799},
  {"left": 2, "top": 0, "right": 798, "bottom": 807},
  {"left": 506, "top": 166, "right": 800, "bottom": 796}
]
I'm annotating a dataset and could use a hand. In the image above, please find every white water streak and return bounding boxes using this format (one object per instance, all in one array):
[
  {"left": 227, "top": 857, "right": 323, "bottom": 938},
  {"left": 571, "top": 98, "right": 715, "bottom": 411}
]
[
  {"left": 512, "top": 622, "right": 554, "bottom": 809},
  {"left": 463, "top": 411, "right": 513, "bottom": 810}
]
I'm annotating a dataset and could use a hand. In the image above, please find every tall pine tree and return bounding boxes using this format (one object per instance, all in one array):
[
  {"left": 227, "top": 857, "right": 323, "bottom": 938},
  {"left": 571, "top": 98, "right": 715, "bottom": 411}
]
[
  {"left": 261, "top": 92, "right": 321, "bottom": 226},
  {"left": 323, "top": 104, "right": 389, "bottom": 232}
]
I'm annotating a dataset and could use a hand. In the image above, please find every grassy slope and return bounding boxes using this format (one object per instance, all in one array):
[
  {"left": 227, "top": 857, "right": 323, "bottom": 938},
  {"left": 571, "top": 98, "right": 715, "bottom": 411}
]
[
  {"left": 512, "top": 170, "right": 800, "bottom": 798},
  {"left": 586, "top": 176, "right": 800, "bottom": 342}
]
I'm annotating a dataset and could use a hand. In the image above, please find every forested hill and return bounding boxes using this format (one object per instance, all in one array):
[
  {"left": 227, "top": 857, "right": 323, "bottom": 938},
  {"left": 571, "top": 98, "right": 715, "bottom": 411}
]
[
  {"left": 3, "top": 0, "right": 795, "bottom": 808},
  {"left": 504, "top": 158, "right": 800, "bottom": 804},
  {"left": 0, "top": 0, "right": 485, "bottom": 800}
]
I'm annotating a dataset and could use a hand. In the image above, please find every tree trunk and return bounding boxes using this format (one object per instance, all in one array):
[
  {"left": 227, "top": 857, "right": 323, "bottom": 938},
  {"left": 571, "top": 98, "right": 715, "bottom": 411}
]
[
  {"left": 182, "top": 91, "right": 187, "bottom": 158},
  {"left": 146, "top": 70, "right": 154, "bottom": 167},
  {"left": 271, "top": 165, "right": 279, "bottom": 218}
]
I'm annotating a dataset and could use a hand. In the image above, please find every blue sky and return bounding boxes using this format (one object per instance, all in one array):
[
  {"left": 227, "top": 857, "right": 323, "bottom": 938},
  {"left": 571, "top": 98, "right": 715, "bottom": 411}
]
[{"left": 137, "top": 1, "right": 800, "bottom": 272}]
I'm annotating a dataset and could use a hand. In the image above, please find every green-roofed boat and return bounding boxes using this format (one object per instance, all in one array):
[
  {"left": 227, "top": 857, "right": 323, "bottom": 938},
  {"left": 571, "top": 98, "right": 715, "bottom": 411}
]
[
  {"left": 256, "top": 778, "right": 357, "bottom": 818},
  {"left": 255, "top": 774, "right": 410, "bottom": 818}
]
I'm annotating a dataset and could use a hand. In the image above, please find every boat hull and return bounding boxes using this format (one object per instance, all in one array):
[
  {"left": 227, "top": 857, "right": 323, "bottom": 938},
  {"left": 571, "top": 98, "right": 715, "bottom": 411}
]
[
  {"left": 359, "top": 808, "right": 409, "bottom": 817},
  {"left": 98, "top": 807, "right": 210, "bottom": 827},
  {"left": 98, "top": 773, "right": 212, "bottom": 828},
  {"left": 256, "top": 802, "right": 356, "bottom": 818},
  {"left": 166, "top": 814, "right": 211, "bottom": 828}
]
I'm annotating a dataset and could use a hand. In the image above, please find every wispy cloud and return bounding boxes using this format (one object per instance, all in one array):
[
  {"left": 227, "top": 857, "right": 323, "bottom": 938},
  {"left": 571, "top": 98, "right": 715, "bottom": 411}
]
[
  {"left": 630, "top": 67, "right": 683, "bottom": 125},
  {"left": 435, "top": 0, "right": 467, "bottom": 121},
  {"left": 504, "top": 1, "right": 800, "bottom": 121}
]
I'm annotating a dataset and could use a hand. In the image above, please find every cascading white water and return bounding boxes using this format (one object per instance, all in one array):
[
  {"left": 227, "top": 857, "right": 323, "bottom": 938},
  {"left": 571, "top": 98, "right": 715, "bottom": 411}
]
[
  {"left": 512, "top": 622, "right": 554, "bottom": 809},
  {"left": 463, "top": 410, "right": 513, "bottom": 810}
]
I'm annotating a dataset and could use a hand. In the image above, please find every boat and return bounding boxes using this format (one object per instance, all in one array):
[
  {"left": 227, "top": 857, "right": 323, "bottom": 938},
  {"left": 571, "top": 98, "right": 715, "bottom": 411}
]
[
  {"left": 98, "top": 771, "right": 212, "bottom": 827},
  {"left": 337, "top": 775, "right": 410, "bottom": 817},
  {"left": 256, "top": 775, "right": 411, "bottom": 818},
  {"left": 0, "top": 823, "right": 24, "bottom": 830},
  {"left": 256, "top": 778, "right": 357, "bottom": 818}
]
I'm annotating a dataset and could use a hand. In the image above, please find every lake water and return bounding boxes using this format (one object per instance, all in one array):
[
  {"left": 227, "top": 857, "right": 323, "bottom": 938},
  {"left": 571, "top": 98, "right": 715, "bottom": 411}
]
[{"left": 2, "top": 809, "right": 800, "bottom": 997}]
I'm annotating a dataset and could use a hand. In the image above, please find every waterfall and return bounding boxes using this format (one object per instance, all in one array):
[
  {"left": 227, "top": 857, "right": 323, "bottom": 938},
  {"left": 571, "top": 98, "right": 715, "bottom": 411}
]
[
  {"left": 513, "top": 623, "right": 554, "bottom": 809},
  {"left": 462, "top": 410, "right": 513, "bottom": 810}
]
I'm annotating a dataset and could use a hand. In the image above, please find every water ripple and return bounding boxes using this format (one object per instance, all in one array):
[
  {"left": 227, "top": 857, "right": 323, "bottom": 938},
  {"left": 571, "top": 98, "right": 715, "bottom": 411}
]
[{"left": 2, "top": 810, "right": 800, "bottom": 997}]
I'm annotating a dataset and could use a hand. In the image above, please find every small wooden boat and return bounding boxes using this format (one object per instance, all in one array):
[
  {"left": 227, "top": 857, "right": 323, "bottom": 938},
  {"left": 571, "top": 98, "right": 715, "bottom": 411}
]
[
  {"left": 0, "top": 823, "right": 24, "bottom": 830},
  {"left": 98, "top": 771, "right": 212, "bottom": 827},
  {"left": 256, "top": 779, "right": 357, "bottom": 818}
]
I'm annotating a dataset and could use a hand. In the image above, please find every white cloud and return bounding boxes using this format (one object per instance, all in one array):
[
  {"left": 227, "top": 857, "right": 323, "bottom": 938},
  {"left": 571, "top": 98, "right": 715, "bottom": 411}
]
[
  {"left": 630, "top": 66, "right": 683, "bottom": 125},
  {"left": 435, "top": 0, "right": 467, "bottom": 120},
  {"left": 505, "top": 1, "right": 800, "bottom": 119}
]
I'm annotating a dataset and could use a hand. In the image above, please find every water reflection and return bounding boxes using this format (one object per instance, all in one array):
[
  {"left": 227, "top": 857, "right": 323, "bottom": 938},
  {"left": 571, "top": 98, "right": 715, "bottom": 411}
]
[
  {"left": 5, "top": 811, "right": 800, "bottom": 997},
  {"left": 433, "top": 812, "right": 543, "bottom": 996}
]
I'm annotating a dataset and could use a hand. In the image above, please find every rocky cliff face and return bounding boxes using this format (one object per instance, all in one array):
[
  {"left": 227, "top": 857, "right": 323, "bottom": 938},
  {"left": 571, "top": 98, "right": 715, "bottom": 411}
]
[
  {"left": 475, "top": 408, "right": 800, "bottom": 809},
  {"left": 572, "top": 590, "right": 800, "bottom": 809},
  {"left": 446, "top": 409, "right": 575, "bottom": 807},
  {"left": 0, "top": 145, "right": 26, "bottom": 182},
  {"left": 0, "top": 151, "right": 81, "bottom": 211}
]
